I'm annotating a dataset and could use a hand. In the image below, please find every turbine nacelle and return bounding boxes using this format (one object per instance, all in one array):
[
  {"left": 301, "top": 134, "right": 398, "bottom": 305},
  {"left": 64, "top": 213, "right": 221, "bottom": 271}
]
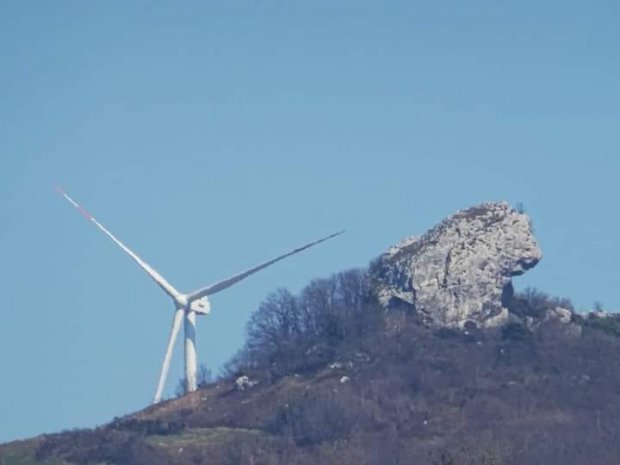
[
  {"left": 173, "top": 295, "right": 210, "bottom": 315},
  {"left": 190, "top": 296, "right": 211, "bottom": 315}
]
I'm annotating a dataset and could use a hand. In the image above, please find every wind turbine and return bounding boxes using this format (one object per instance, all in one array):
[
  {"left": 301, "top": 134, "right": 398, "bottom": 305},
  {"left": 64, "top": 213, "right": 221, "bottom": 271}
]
[{"left": 56, "top": 187, "right": 343, "bottom": 403}]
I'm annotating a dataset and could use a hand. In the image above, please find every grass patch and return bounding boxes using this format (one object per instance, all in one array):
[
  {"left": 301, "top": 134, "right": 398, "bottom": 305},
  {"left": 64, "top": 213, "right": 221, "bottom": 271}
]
[{"left": 146, "top": 427, "right": 264, "bottom": 449}]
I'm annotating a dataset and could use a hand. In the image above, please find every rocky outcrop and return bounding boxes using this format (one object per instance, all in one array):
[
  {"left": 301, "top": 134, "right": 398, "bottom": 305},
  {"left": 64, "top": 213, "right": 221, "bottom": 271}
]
[
  {"left": 234, "top": 375, "right": 258, "bottom": 391},
  {"left": 373, "top": 202, "right": 542, "bottom": 328},
  {"left": 527, "top": 306, "right": 583, "bottom": 338}
]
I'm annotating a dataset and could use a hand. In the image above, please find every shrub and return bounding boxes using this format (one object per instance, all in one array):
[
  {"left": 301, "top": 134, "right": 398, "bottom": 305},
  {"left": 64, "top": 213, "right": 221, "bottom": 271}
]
[
  {"left": 229, "top": 268, "right": 384, "bottom": 380},
  {"left": 266, "top": 390, "right": 362, "bottom": 446},
  {"left": 508, "top": 286, "right": 574, "bottom": 318},
  {"left": 501, "top": 322, "right": 531, "bottom": 342},
  {"left": 584, "top": 314, "right": 620, "bottom": 338}
]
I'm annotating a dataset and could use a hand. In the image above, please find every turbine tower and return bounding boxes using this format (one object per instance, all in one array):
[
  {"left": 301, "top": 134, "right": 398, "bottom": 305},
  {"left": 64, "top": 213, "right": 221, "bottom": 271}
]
[{"left": 56, "top": 187, "right": 343, "bottom": 403}]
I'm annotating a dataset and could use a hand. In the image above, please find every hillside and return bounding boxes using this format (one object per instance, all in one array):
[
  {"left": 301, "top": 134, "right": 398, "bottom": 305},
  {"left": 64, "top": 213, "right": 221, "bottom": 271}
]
[
  {"left": 5, "top": 306, "right": 620, "bottom": 465},
  {"left": 3, "top": 203, "right": 620, "bottom": 465}
]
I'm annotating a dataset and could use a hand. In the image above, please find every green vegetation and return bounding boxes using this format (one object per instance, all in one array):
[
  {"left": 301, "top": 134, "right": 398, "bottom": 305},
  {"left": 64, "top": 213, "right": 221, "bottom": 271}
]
[{"left": 146, "top": 427, "right": 264, "bottom": 449}]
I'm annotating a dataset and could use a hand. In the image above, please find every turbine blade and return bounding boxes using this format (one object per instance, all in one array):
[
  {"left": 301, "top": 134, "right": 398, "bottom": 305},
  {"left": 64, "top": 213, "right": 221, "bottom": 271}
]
[
  {"left": 187, "top": 231, "right": 344, "bottom": 301},
  {"left": 154, "top": 307, "right": 184, "bottom": 404},
  {"left": 56, "top": 186, "right": 182, "bottom": 301}
]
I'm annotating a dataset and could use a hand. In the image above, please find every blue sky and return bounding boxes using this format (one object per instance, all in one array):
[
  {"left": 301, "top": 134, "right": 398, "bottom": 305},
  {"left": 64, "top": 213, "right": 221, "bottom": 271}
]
[{"left": 1, "top": 0, "right": 619, "bottom": 442}]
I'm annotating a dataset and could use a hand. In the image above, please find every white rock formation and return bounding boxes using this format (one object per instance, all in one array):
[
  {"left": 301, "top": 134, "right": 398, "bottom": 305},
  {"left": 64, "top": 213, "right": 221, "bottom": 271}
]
[
  {"left": 234, "top": 375, "right": 258, "bottom": 391},
  {"left": 373, "top": 202, "right": 542, "bottom": 328},
  {"left": 546, "top": 307, "right": 573, "bottom": 324},
  {"left": 527, "top": 306, "right": 582, "bottom": 338}
]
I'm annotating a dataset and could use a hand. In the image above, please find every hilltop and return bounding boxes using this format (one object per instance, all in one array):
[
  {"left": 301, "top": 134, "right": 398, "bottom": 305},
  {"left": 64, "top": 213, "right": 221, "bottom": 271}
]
[{"left": 3, "top": 202, "right": 620, "bottom": 465}]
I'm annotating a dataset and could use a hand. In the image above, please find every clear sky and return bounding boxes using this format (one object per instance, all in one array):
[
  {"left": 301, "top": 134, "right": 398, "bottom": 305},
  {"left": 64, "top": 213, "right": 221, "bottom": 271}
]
[{"left": 1, "top": 0, "right": 618, "bottom": 443}]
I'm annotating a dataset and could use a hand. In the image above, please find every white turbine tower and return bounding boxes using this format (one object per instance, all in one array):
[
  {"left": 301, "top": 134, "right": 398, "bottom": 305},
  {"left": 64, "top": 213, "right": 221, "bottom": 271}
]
[{"left": 56, "top": 187, "right": 343, "bottom": 403}]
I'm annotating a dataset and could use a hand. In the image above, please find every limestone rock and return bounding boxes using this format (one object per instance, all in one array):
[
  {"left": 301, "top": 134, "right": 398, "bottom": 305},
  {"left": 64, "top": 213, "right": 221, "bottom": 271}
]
[
  {"left": 234, "top": 375, "right": 258, "bottom": 391},
  {"left": 546, "top": 307, "right": 573, "bottom": 325},
  {"left": 589, "top": 310, "right": 614, "bottom": 319},
  {"left": 373, "top": 202, "right": 542, "bottom": 328},
  {"left": 531, "top": 307, "right": 583, "bottom": 338}
]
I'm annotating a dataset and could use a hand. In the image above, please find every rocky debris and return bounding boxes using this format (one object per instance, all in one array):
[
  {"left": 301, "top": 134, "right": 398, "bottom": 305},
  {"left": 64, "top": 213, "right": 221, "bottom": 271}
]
[
  {"left": 589, "top": 310, "right": 614, "bottom": 319},
  {"left": 373, "top": 202, "right": 542, "bottom": 328},
  {"left": 234, "top": 375, "right": 258, "bottom": 391},
  {"left": 545, "top": 307, "right": 573, "bottom": 324},
  {"left": 525, "top": 307, "right": 582, "bottom": 338},
  {"left": 354, "top": 351, "right": 371, "bottom": 363}
]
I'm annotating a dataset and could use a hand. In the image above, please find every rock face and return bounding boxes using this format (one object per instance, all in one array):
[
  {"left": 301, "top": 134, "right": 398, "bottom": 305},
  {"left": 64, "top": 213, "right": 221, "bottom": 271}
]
[
  {"left": 373, "top": 202, "right": 542, "bottom": 328},
  {"left": 234, "top": 375, "right": 258, "bottom": 391}
]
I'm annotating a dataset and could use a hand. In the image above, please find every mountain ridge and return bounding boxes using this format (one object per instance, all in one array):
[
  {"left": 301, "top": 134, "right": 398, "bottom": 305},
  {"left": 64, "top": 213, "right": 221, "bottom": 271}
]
[{"left": 3, "top": 201, "right": 620, "bottom": 465}]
